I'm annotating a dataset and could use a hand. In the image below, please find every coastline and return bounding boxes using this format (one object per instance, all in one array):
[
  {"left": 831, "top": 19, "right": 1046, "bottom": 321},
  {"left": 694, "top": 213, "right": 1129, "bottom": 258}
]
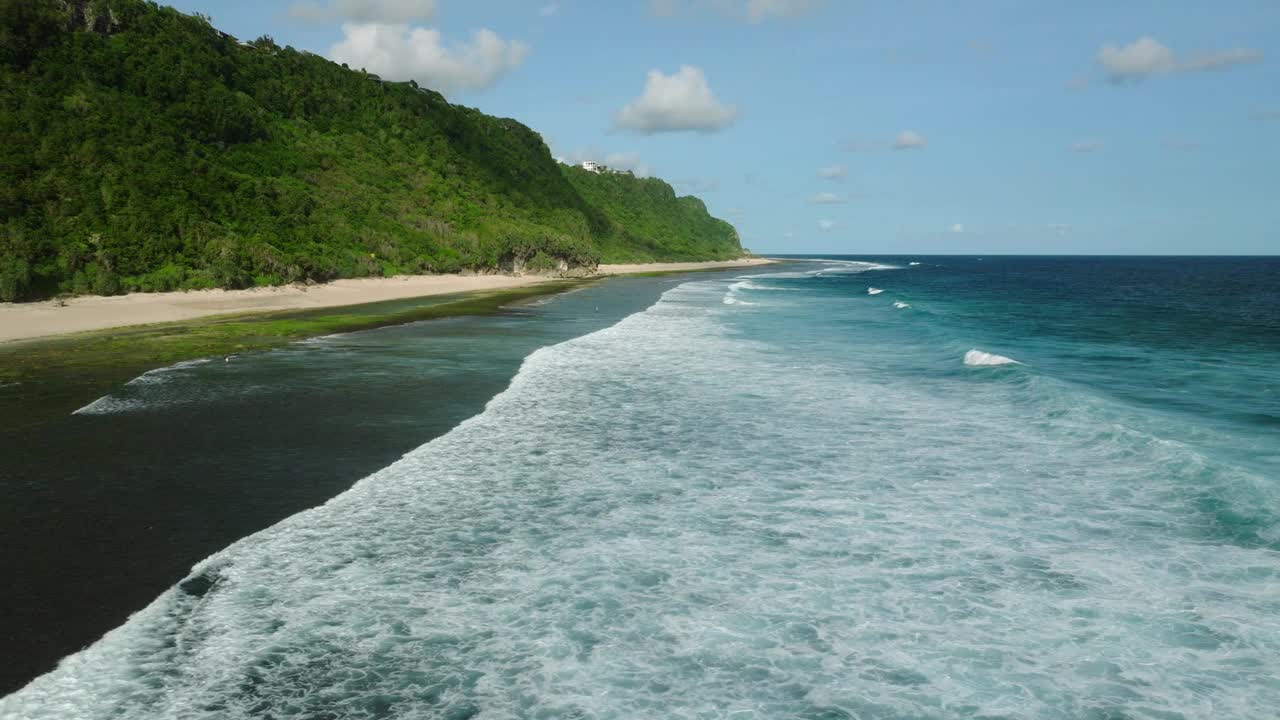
[
  {"left": 0, "top": 259, "right": 773, "bottom": 344},
  {"left": 0, "top": 271, "right": 733, "bottom": 696}
]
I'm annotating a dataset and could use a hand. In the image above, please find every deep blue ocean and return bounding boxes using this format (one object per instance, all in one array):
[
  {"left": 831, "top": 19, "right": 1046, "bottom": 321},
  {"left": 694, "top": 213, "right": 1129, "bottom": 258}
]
[{"left": 4, "top": 257, "right": 1278, "bottom": 719}]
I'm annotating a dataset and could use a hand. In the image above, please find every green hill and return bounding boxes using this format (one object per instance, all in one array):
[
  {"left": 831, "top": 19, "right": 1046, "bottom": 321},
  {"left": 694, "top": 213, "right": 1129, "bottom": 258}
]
[
  {"left": 563, "top": 166, "right": 742, "bottom": 263},
  {"left": 0, "top": 0, "right": 742, "bottom": 301}
]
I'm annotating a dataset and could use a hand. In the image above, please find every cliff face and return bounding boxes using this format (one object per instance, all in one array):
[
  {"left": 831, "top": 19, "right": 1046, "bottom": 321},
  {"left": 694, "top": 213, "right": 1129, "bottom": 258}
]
[
  {"left": 0, "top": 0, "right": 736, "bottom": 300},
  {"left": 60, "top": 0, "right": 121, "bottom": 34}
]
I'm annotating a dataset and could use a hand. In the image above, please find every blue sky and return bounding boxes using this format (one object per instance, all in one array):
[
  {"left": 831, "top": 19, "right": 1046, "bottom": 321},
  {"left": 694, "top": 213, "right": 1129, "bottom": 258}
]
[{"left": 165, "top": 0, "right": 1278, "bottom": 254}]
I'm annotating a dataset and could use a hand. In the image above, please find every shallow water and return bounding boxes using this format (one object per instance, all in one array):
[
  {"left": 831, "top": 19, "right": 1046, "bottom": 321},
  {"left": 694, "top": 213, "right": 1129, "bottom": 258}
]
[
  {"left": 0, "top": 275, "right": 680, "bottom": 694},
  {"left": 4, "top": 257, "right": 1278, "bottom": 719}
]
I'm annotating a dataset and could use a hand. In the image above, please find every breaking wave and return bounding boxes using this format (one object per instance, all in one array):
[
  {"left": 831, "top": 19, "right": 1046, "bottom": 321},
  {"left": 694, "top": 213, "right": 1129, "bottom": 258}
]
[
  {"left": 11, "top": 269, "right": 1279, "bottom": 719},
  {"left": 964, "top": 349, "right": 1020, "bottom": 366},
  {"left": 72, "top": 359, "right": 214, "bottom": 415}
]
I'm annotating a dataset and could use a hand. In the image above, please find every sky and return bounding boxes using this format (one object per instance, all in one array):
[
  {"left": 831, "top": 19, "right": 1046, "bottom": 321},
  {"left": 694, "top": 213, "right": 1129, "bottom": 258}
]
[{"left": 164, "top": 0, "right": 1279, "bottom": 255}]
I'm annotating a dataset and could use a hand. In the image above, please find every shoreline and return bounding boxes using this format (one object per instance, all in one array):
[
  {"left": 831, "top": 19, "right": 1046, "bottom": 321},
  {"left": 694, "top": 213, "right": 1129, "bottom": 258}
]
[
  {"left": 0, "top": 272, "right": 711, "bottom": 697},
  {"left": 0, "top": 259, "right": 773, "bottom": 344}
]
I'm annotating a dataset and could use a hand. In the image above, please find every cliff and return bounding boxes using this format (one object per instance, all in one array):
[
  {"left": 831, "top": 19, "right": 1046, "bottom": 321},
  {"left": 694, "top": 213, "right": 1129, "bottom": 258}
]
[{"left": 0, "top": 0, "right": 741, "bottom": 300}]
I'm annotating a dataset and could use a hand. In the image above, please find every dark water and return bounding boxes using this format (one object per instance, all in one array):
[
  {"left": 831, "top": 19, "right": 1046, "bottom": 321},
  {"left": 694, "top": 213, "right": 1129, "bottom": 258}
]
[{"left": 0, "top": 274, "right": 687, "bottom": 695}]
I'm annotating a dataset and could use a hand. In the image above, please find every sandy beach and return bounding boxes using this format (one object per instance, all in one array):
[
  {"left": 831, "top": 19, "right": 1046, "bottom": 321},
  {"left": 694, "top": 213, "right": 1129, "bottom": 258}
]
[{"left": 0, "top": 259, "right": 773, "bottom": 343}]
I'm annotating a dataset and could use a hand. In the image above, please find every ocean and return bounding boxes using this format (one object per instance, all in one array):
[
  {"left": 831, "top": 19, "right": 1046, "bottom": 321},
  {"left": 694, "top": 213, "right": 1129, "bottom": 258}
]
[{"left": 3, "top": 257, "right": 1278, "bottom": 719}]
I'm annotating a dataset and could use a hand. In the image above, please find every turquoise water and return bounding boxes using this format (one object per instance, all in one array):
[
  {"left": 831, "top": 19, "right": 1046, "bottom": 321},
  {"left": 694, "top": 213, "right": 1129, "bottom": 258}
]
[{"left": 4, "top": 257, "right": 1278, "bottom": 719}]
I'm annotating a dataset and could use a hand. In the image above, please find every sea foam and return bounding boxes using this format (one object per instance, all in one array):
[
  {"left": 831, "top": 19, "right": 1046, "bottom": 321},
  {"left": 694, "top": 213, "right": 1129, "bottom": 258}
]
[
  {"left": 964, "top": 349, "right": 1019, "bottom": 366},
  {"left": 9, "top": 276, "right": 1279, "bottom": 720},
  {"left": 72, "top": 359, "right": 214, "bottom": 415}
]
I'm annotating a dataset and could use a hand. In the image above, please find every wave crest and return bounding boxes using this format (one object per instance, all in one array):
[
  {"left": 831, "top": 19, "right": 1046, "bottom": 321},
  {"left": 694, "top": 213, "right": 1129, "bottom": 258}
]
[{"left": 964, "top": 349, "right": 1020, "bottom": 366}]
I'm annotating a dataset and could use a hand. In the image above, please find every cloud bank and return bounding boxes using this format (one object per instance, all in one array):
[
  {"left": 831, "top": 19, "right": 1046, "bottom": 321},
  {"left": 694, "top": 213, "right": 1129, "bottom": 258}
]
[
  {"left": 330, "top": 24, "right": 528, "bottom": 94},
  {"left": 615, "top": 65, "right": 738, "bottom": 134},
  {"left": 291, "top": 0, "right": 436, "bottom": 23},
  {"left": 1097, "top": 37, "right": 1263, "bottom": 81}
]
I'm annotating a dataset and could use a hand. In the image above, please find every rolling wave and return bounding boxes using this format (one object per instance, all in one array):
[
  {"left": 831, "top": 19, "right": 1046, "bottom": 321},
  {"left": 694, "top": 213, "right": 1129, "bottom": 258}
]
[
  {"left": 964, "top": 349, "right": 1020, "bottom": 366},
  {"left": 72, "top": 359, "right": 214, "bottom": 415},
  {"left": 11, "top": 274, "right": 1278, "bottom": 719}
]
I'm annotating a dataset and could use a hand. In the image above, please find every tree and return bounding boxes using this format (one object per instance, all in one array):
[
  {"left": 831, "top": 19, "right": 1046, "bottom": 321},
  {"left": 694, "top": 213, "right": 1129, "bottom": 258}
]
[{"left": 0, "top": 0, "right": 63, "bottom": 68}]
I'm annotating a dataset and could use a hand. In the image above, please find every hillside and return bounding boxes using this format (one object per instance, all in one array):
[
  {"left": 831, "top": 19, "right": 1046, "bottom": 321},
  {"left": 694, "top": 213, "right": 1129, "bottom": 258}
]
[
  {"left": 563, "top": 166, "right": 742, "bottom": 263},
  {"left": 0, "top": 0, "right": 741, "bottom": 301}
]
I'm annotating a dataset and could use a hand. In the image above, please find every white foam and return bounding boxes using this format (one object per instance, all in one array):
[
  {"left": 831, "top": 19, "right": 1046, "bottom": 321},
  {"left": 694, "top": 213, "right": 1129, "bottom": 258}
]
[
  {"left": 794, "top": 258, "right": 901, "bottom": 270},
  {"left": 125, "top": 358, "right": 211, "bottom": 386},
  {"left": 11, "top": 278, "right": 1279, "bottom": 720},
  {"left": 792, "top": 259, "right": 904, "bottom": 278},
  {"left": 964, "top": 349, "right": 1020, "bottom": 366},
  {"left": 867, "top": 287, "right": 884, "bottom": 295},
  {"left": 730, "top": 279, "right": 788, "bottom": 291},
  {"left": 296, "top": 333, "right": 347, "bottom": 346},
  {"left": 909, "top": 261, "right": 921, "bottom": 266},
  {"left": 72, "top": 358, "right": 218, "bottom": 415},
  {"left": 747, "top": 270, "right": 810, "bottom": 279},
  {"left": 893, "top": 301, "right": 911, "bottom": 309},
  {"left": 72, "top": 396, "right": 145, "bottom": 415}
]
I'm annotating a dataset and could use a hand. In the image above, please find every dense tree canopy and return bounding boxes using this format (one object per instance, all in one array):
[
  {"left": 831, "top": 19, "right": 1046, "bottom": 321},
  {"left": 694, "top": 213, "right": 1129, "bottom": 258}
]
[{"left": 0, "top": 0, "right": 741, "bottom": 301}]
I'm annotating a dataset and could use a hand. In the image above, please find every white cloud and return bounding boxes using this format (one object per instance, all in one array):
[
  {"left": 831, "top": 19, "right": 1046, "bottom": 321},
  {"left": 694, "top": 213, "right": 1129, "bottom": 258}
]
[
  {"left": 615, "top": 65, "right": 738, "bottom": 134},
  {"left": 649, "top": 0, "right": 822, "bottom": 23},
  {"left": 291, "top": 0, "right": 435, "bottom": 23},
  {"left": 1181, "top": 48, "right": 1265, "bottom": 72},
  {"left": 808, "top": 192, "right": 843, "bottom": 205},
  {"left": 1097, "top": 37, "right": 1174, "bottom": 79},
  {"left": 817, "top": 219, "right": 835, "bottom": 231},
  {"left": 892, "top": 130, "right": 926, "bottom": 150},
  {"left": 330, "top": 24, "right": 528, "bottom": 94},
  {"left": 950, "top": 223, "right": 964, "bottom": 234},
  {"left": 1097, "top": 37, "right": 1263, "bottom": 81},
  {"left": 540, "top": 3, "right": 560, "bottom": 16},
  {"left": 1069, "top": 140, "right": 1103, "bottom": 153},
  {"left": 817, "top": 164, "right": 847, "bottom": 180}
]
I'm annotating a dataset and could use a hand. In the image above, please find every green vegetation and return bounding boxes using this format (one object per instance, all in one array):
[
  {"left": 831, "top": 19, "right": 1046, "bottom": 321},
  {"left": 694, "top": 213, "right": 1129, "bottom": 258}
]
[
  {"left": 564, "top": 167, "right": 743, "bottom": 263},
  {"left": 0, "top": 280, "right": 592, "bottom": 418},
  {"left": 0, "top": 0, "right": 740, "bottom": 302}
]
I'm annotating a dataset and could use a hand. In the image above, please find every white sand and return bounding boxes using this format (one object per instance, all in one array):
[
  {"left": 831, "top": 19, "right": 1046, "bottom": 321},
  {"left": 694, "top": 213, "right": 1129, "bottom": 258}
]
[{"left": 0, "top": 259, "right": 773, "bottom": 343}]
